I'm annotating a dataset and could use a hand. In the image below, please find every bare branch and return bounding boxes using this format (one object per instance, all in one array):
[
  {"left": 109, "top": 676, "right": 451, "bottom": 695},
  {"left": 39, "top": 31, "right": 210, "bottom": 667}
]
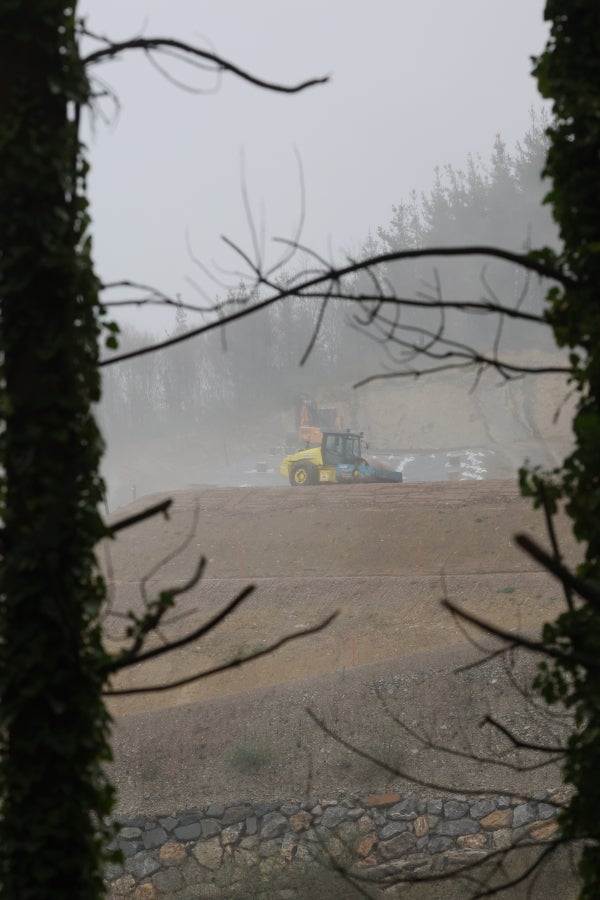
[
  {"left": 442, "top": 598, "right": 600, "bottom": 670},
  {"left": 516, "top": 533, "right": 599, "bottom": 608},
  {"left": 108, "top": 498, "right": 172, "bottom": 534},
  {"left": 105, "top": 580, "right": 252, "bottom": 674},
  {"left": 354, "top": 358, "right": 568, "bottom": 388},
  {"left": 482, "top": 715, "right": 567, "bottom": 755},
  {"left": 373, "top": 687, "right": 565, "bottom": 773},
  {"left": 100, "top": 243, "right": 568, "bottom": 368},
  {"left": 83, "top": 36, "right": 329, "bottom": 95},
  {"left": 305, "top": 709, "right": 550, "bottom": 800},
  {"left": 105, "top": 610, "right": 338, "bottom": 695},
  {"left": 139, "top": 505, "right": 200, "bottom": 607}
]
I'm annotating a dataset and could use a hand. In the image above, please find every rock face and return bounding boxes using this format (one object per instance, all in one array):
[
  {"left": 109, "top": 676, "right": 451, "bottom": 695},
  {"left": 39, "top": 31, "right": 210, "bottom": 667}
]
[{"left": 106, "top": 788, "right": 570, "bottom": 898}]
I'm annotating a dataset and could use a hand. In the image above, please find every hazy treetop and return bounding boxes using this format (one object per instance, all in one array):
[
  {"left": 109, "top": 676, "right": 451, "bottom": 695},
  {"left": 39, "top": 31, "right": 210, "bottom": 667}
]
[{"left": 80, "top": 0, "right": 549, "bottom": 329}]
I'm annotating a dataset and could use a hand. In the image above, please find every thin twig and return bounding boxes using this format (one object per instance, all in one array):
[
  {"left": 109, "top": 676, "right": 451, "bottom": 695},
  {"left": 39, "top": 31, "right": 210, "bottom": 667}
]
[
  {"left": 442, "top": 598, "right": 600, "bottom": 670},
  {"left": 105, "top": 580, "right": 253, "bottom": 674},
  {"left": 108, "top": 498, "right": 172, "bottom": 534},
  {"left": 106, "top": 610, "right": 338, "bottom": 695}
]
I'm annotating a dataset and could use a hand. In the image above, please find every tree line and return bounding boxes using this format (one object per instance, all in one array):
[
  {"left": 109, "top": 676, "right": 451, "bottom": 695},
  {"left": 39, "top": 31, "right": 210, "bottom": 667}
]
[{"left": 100, "top": 111, "right": 558, "bottom": 452}]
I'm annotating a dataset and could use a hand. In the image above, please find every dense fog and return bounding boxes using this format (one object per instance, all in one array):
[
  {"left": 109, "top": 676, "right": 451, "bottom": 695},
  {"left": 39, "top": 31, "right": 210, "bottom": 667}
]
[{"left": 99, "top": 115, "right": 568, "bottom": 509}]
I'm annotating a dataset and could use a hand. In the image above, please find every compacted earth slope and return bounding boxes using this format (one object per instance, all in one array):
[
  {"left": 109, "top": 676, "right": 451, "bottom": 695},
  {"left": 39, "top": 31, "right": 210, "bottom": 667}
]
[{"left": 106, "top": 480, "right": 577, "bottom": 813}]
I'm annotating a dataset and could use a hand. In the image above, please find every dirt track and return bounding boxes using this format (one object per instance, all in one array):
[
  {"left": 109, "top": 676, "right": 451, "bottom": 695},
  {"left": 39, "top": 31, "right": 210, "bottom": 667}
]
[{"left": 106, "top": 479, "right": 578, "bottom": 713}]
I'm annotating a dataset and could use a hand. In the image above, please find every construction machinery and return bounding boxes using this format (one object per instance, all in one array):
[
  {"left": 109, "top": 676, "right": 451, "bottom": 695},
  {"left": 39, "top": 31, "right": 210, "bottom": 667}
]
[
  {"left": 295, "top": 395, "right": 343, "bottom": 446},
  {"left": 279, "top": 428, "right": 403, "bottom": 486}
]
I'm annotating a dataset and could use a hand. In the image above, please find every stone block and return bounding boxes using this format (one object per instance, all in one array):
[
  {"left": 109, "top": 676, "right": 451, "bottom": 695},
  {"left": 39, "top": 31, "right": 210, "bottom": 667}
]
[
  {"left": 527, "top": 819, "right": 559, "bottom": 842},
  {"left": 388, "top": 797, "right": 419, "bottom": 821},
  {"left": 443, "top": 850, "right": 487, "bottom": 866},
  {"left": 443, "top": 800, "right": 469, "bottom": 820},
  {"left": 380, "top": 821, "right": 408, "bottom": 840},
  {"left": 108, "top": 875, "right": 135, "bottom": 898},
  {"left": 205, "top": 803, "right": 224, "bottom": 818},
  {"left": 124, "top": 852, "right": 161, "bottom": 880},
  {"left": 289, "top": 811, "right": 312, "bottom": 832},
  {"left": 159, "top": 840, "right": 187, "bottom": 865},
  {"left": 435, "top": 818, "right": 479, "bottom": 837},
  {"left": 119, "top": 827, "right": 142, "bottom": 840},
  {"left": 177, "top": 810, "right": 202, "bottom": 826},
  {"left": 192, "top": 837, "right": 223, "bottom": 870},
  {"left": 492, "top": 828, "right": 513, "bottom": 850},
  {"left": 117, "top": 840, "right": 137, "bottom": 859},
  {"left": 222, "top": 804, "right": 252, "bottom": 825},
  {"left": 550, "top": 787, "right": 574, "bottom": 806},
  {"left": 280, "top": 804, "right": 300, "bottom": 816},
  {"left": 538, "top": 803, "right": 557, "bottom": 820},
  {"left": 480, "top": 808, "right": 512, "bottom": 829},
  {"left": 355, "top": 833, "right": 377, "bottom": 858},
  {"left": 513, "top": 802, "right": 538, "bottom": 828},
  {"left": 414, "top": 816, "right": 429, "bottom": 837},
  {"left": 357, "top": 815, "right": 374, "bottom": 833},
  {"left": 174, "top": 823, "right": 202, "bottom": 842},
  {"left": 262, "top": 812, "right": 287, "bottom": 839},
  {"left": 469, "top": 798, "right": 496, "bottom": 819},
  {"left": 133, "top": 885, "right": 157, "bottom": 900},
  {"left": 200, "top": 819, "right": 221, "bottom": 839},
  {"left": 153, "top": 867, "right": 184, "bottom": 893},
  {"left": 142, "top": 827, "right": 167, "bottom": 850},
  {"left": 253, "top": 801, "right": 280, "bottom": 817},
  {"left": 321, "top": 806, "right": 346, "bottom": 828},
  {"left": 427, "top": 798, "right": 443, "bottom": 816},
  {"left": 379, "top": 831, "right": 418, "bottom": 859},
  {"left": 427, "top": 836, "right": 454, "bottom": 854},
  {"left": 457, "top": 833, "right": 487, "bottom": 850},
  {"left": 221, "top": 823, "right": 244, "bottom": 845},
  {"left": 346, "top": 808, "right": 363, "bottom": 820}
]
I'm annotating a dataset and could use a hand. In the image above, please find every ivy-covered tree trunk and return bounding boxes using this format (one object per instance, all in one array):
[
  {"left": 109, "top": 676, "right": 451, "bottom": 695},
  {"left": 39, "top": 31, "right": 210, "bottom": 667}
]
[
  {"left": 0, "top": 3, "right": 113, "bottom": 897},
  {"left": 529, "top": 1, "right": 600, "bottom": 896}
]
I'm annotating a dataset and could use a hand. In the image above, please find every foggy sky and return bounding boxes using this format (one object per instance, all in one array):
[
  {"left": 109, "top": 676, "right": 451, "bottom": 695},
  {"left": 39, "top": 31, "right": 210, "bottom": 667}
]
[{"left": 81, "top": 1, "right": 549, "bottom": 330}]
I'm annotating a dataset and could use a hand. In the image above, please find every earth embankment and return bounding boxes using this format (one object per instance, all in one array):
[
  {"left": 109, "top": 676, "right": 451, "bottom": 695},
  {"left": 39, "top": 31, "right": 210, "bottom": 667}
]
[{"left": 106, "top": 480, "right": 577, "bottom": 813}]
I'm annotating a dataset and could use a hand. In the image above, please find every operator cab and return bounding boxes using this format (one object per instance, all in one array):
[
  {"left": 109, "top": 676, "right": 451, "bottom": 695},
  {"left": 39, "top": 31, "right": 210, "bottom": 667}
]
[{"left": 321, "top": 429, "right": 363, "bottom": 467}]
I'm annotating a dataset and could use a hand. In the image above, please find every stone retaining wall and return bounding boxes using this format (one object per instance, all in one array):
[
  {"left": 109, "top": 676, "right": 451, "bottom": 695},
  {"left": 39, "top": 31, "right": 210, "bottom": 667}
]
[{"left": 107, "top": 788, "right": 570, "bottom": 899}]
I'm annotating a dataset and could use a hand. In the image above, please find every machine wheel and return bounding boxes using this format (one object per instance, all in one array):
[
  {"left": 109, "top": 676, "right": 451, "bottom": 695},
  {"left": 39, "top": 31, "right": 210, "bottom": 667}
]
[
  {"left": 352, "top": 468, "right": 362, "bottom": 479},
  {"left": 289, "top": 463, "right": 317, "bottom": 486}
]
